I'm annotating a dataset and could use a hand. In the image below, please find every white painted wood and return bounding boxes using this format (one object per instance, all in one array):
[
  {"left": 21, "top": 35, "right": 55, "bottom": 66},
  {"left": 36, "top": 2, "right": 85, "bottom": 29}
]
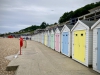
[
  {"left": 51, "top": 29, "right": 54, "bottom": 34},
  {"left": 55, "top": 28, "right": 60, "bottom": 52},
  {"left": 73, "top": 23, "right": 87, "bottom": 31},
  {"left": 91, "top": 19, "right": 100, "bottom": 73},
  {"left": 88, "top": 30, "right": 93, "bottom": 65},
  {"left": 71, "top": 20, "right": 89, "bottom": 31},
  {"left": 61, "top": 25, "right": 70, "bottom": 32},
  {"left": 71, "top": 20, "right": 93, "bottom": 67},
  {"left": 91, "top": 19, "right": 100, "bottom": 29},
  {"left": 55, "top": 28, "right": 60, "bottom": 33},
  {"left": 61, "top": 25, "right": 72, "bottom": 57},
  {"left": 70, "top": 32, "right": 72, "bottom": 56}
]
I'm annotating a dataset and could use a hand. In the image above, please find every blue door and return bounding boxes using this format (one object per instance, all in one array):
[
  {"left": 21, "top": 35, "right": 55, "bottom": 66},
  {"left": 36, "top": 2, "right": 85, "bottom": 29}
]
[
  {"left": 97, "top": 28, "right": 100, "bottom": 71},
  {"left": 62, "top": 32, "right": 68, "bottom": 55},
  {"left": 64, "top": 32, "right": 68, "bottom": 55},
  {"left": 61, "top": 34, "right": 63, "bottom": 53},
  {"left": 62, "top": 33, "right": 65, "bottom": 53}
]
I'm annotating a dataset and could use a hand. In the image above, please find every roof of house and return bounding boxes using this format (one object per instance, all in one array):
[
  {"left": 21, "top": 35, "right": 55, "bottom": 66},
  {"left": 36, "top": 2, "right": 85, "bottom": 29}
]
[
  {"left": 81, "top": 20, "right": 96, "bottom": 28},
  {"left": 66, "top": 25, "right": 74, "bottom": 29},
  {"left": 91, "top": 19, "right": 100, "bottom": 29},
  {"left": 52, "top": 26, "right": 57, "bottom": 32},
  {"left": 58, "top": 25, "right": 63, "bottom": 31}
]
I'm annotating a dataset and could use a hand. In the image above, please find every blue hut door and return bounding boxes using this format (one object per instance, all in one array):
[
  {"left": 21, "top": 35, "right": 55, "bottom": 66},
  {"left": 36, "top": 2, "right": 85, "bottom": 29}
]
[
  {"left": 62, "top": 34, "right": 65, "bottom": 53},
  {"left": 62, "top": 34, "right": 64, "bottom": 53},
  {"left": 62, "top": 32, "right": 68, "bottom": 55},
  {"left": 64, "top": 32, "right": 68, "bottom": 55},
  {"left": 97, "top": 28, "right": 100, "bottom": 71}
]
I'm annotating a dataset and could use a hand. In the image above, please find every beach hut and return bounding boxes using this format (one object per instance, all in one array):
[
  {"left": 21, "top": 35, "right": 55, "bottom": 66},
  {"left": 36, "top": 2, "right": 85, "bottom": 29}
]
[
  {"left": 61, "top": 25, "right": 73, "bottom": 57},
  {"left": 40, "top": 33, "right": 42, "bottom": 43},
  {"left": 42, "top": 31, "right": 44, "bottom": 44},
  {"left": 41, "top": 32, "right": 43, "bottom": 44},
  {"left": 37, "top": 33, "right": 39, "bottom": 42},
  {"left": 46, "top": 30, "right": 48, "bottom": 46},
  {"left": 55, "top": 26, "right": 63, "bottom": 52},
  {"left": 91, "top": 19, "right": 100, "bottom": 73},
  {"left": 47, "top": 29, "right": 51, "bottom": 47},
  {"left": 44, "top": 31, "right": 45, "bottom": 45},
  {"left": 40, "top": 32, "right": 42, "bottom": 43},
  {"left": 50, "top": 28, "right": 56, "bottom": 49},
  {"left": 34, "top": 34, "right": 36, "bottom": 41},
  {"left": 31, "top": 35, "right": 34, "bottom": 41},
  {"left": 36, "top": 33, "right": 39, "bottom": 42},
  {"left": 71, "top": 20, "right": 95, "bottom": 67},
  {"left": 44, "top": 30, "right": 48, "bottom": 46},
  {"left": 36, "top": 35, "right": 38, "bottom": 41},
  {"left": 38, "top": 33, "right": 41, "bottom": 42},
  {"left": 32, "top": 35, "right": 35, "bottom": 41}
]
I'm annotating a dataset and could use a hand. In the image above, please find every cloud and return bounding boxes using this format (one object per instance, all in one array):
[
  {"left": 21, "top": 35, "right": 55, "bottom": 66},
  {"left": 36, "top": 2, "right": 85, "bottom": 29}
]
[{"left": 0, "top": 0, "right": 99, "bottom": 33}]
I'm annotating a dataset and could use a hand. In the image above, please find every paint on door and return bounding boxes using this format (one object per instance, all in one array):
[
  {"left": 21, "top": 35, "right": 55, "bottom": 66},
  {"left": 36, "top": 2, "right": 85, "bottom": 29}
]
[
  {"left": 52, "top": 34, "right": 54, "bottom": 49},
  {"left": 44, "top": 35, "right": 46, "bottom": 45},
  {"left": 51, "top": 34, "right": 53, "bottom": 49},
  {"left": 44, "top": 35, "right": 47, "bottom": 45},
  {"left": 55, "top": 34, "right": 60, "bottom": 52},
  {"left": 50, "top": 34, "right": 52, "bottom": 48},
  {"left": 62, "top": 32, "right": 68, "bottom": 55},
  {"left": 57, "top": 34, "right": 60, "bottom": 52},
  {"left": 61, "top": 34, "right": 63, "bottom": 53},
  {"left": 44, "top": 35, "right": 45, "bottom": 44},
  {"left": 97, "top": 28, "right": 100, "bottom": 71},
  {"left": 73, "top": 30, "right": 86, "bottom": 63},
  {"left": 48, "top": 35, "right": 49, "bottom": 47},
  {"left": 51, "top": 34, "right": 54, "bottom": 49},
  {"left": 55, "top": 34, "right": 57, "bottom": 50},
  {"left": 49, "top": 35, "right": 51, "bottom": 47}
]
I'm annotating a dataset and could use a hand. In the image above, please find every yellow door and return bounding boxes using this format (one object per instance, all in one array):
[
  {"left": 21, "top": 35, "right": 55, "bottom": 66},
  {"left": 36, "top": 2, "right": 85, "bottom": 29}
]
[
  {"left": 74, "top": 31, "right": 79, "bottom": 60},
  {"left": 74, "top": 30, "right": 86, "bottom": 63},
  {"left": 79, "top": 30, "right": 86, "bottom": 62}
]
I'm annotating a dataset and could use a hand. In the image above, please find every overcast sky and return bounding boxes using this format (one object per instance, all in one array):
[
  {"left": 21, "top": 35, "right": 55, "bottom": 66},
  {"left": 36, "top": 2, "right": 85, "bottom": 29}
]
[{"left": 0, "top": 0, "right": 99, "bottom": 33}]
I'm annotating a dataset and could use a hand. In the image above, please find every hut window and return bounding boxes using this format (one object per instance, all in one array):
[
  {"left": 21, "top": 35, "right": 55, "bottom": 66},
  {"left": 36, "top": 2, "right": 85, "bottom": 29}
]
[
  {"left": 81, "top": 34, "right": 83, "bottom": 36},
  {"left": 76, "top": 34, "right": 77, "bottom": 36}
]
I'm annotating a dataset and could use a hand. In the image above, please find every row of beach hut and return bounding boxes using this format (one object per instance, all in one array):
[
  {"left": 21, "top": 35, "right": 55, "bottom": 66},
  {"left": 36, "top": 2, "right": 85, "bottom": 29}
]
[{"left": 31, "top": 19, "right": 100, "bottom": 73}]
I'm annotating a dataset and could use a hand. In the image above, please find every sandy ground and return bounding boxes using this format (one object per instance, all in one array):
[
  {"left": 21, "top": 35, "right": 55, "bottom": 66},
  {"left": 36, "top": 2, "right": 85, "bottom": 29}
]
[
  {"left": 9, "top": 40, "right": 99, "bottom": 75},
  {"left": 0, "top": 38, "right": 26, "bottom": 75}
]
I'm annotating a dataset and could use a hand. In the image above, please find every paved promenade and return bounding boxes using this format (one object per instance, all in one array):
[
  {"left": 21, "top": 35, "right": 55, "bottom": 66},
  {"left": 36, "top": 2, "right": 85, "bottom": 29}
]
[{"left": 7, "top": 40, "right": 99, "bottom": 75}]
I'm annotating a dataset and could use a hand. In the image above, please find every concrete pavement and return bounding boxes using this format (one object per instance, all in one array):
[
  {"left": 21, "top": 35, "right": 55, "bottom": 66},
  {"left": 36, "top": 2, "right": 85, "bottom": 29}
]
[{"left": 7, "top": 40, "right": 99, "bottom": 75}]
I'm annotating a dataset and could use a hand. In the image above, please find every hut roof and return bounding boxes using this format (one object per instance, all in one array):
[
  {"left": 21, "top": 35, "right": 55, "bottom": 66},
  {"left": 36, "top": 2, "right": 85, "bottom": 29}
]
[
  {"left": 58, "top": 25, "right": 63, "bottom": 31},
  {"left": 67, "top": 25, "right": 74, "bottom": 29},
  {"left": 81, "top": 20, "right": 96, "bottom": 28}
]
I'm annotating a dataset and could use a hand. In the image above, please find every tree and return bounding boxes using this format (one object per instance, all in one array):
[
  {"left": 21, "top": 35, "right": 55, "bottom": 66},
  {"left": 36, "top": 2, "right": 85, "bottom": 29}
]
[
  {"left": 58, "top": 1, "right": 100, "bottom": 23},
  {"left": 40, "top": 22, "right": 47, "bottom": 29}
]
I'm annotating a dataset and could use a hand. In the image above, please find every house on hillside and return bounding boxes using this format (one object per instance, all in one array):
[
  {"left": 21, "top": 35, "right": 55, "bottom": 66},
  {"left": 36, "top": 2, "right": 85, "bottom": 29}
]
[{"left": 78, "top": 6, "right": 100, "bottom": 21}]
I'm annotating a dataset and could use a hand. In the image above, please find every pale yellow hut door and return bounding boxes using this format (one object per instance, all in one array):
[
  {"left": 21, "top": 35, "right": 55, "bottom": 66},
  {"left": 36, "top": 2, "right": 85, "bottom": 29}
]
[{"left": 74, "top": 30, "right": 86, "bottom": 63}]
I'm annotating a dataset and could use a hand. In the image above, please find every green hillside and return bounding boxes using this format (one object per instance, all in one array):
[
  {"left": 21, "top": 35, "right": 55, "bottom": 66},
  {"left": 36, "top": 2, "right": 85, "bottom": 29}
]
[{"left": 59, "top": 1, "right": 100, "bottom": 23}]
